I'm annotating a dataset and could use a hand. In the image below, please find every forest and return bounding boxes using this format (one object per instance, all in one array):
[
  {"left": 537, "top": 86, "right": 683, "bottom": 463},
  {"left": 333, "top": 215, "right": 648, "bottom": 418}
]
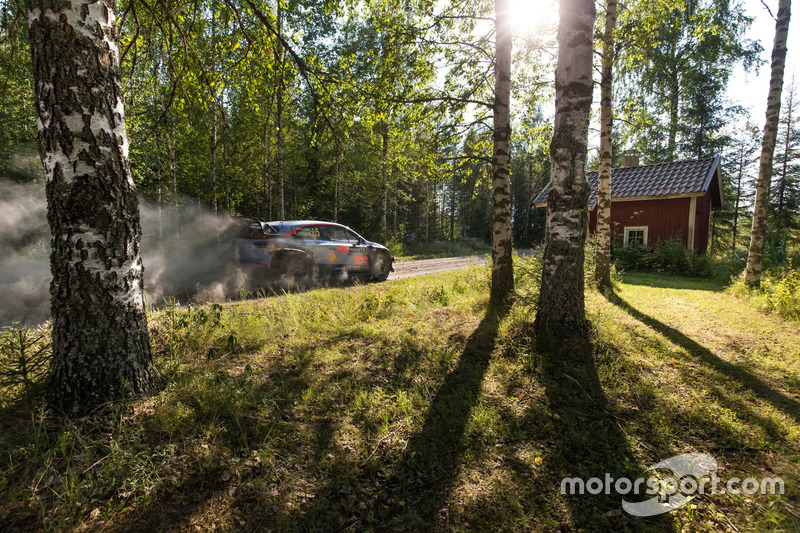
[
  {"left": 0, "top": 0, "right": 796, "bottom": 252},
  {"left": 2, "top": 0, "right": 800, "bottom": 530}
]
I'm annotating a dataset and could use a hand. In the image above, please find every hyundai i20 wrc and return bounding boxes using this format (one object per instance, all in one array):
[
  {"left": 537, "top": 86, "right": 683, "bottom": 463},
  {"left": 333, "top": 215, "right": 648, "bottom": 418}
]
[{"left": 232, "top": 218, "right": 394, "bottom": 284}]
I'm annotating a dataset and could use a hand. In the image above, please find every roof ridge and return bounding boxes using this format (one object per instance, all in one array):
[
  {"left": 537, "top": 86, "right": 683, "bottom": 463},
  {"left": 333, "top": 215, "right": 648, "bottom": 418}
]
[
  {"left": 535, "top": 156, "right": 720, "bottom": 207},
  {"left": 586, "top": 157, "right": 716, "bottom": 174}
]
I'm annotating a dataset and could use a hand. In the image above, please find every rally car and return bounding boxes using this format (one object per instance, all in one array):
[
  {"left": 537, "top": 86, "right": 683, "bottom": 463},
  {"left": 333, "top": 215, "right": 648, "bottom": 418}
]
[{"left": 232, "top": 218, "right": 394, "bottom": 284}]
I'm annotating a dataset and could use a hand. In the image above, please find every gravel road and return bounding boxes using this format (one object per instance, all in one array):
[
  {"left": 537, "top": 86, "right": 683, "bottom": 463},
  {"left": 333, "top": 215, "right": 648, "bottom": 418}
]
[
  {"left": 388, "top": 255, "right": 487, "bottom": 280},
  {"left": 387, "top": 250, "right": 537, "bottom": 281}
]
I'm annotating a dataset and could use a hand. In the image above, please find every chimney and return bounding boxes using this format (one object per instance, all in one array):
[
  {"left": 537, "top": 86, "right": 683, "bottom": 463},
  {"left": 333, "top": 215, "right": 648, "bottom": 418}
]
[{"left": 623, "top": 150, "right": 640, "bottom": 168}]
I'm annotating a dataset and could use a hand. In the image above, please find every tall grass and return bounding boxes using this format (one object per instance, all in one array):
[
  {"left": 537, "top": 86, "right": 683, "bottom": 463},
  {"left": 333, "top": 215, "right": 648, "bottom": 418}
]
[
  {"left": 1, "top": 262, "right": 799, "bottom": 531},
  {"left": 728, "top": 269, "right": 800, "bottom": 320}
]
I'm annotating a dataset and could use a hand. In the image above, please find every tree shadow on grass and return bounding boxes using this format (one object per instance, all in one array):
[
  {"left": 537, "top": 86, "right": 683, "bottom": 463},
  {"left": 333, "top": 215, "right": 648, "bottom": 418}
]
[
  {"left": 373, "top": 308, "right": 508, "bottom": 529},
  {"left": 539, "top": 338, "right": 673, "bottom": 531},
  {"left": 618, "top": 273, "right": 728, "bottom": 292},
  {"left": 274, "top": 307, "right": 507, "bottom": 531},
  {"left": 604, "top": 290, "right": 800, "bottom": 425}
]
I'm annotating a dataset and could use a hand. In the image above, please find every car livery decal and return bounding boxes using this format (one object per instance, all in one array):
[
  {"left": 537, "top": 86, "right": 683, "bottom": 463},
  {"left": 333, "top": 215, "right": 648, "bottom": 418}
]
[
  {"left": 286, "top": 225, "right": 312, "bottom": 236},
  {"left": 328, "top": 252, "right": 338, "bottom": 263}
]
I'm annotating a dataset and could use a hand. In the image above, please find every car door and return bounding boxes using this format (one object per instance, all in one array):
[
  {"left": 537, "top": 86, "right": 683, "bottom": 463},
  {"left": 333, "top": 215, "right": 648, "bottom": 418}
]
[
  {"left": 292, "top": 224, "right": 326, "bottom": 264},
  {"left": 317, "top": 226, "right": 352, "bottom": 269},
  {"left": 339, "top": 228, "right": 370, "bottom": 272}
]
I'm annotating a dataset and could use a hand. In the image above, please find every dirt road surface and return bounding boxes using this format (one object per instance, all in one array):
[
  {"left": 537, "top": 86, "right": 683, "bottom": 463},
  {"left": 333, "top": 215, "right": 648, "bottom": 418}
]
[{"left": 388, "top": 256, "right": 487, "bottom": 280}]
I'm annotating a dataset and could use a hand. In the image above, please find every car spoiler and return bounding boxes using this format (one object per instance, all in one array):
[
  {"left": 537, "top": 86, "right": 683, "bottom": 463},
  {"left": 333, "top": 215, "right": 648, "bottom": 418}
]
[
  {"left": 244, "top": 217, "right": 276, "bottom": 235},
  {"left": 259, "top": 221, "right": 277, "bottom": 235}
]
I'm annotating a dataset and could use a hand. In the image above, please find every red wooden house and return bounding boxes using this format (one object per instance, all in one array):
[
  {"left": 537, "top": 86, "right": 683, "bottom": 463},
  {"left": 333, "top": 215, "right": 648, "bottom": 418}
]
[{"left": 533, "top": 155, "right": 724, "bottom": 254}]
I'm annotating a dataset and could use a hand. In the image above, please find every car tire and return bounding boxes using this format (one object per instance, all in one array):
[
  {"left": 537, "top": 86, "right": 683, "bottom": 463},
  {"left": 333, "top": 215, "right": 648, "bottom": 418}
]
[
  {"left": 370, "top": 251, "right": 392, "bottom": 282},
  {"left": 278, "top": 254, "right": 312, "bottom": 288}
]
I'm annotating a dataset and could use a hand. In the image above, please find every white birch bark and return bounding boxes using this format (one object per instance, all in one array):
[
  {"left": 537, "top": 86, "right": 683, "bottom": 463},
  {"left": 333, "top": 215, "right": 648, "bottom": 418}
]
[
  {"left": 595, "top": 0, "right": 616, "bottom": 289},
  {"left": 535, "top": 0, "right": 596, "bottom": 338},
  {"left": 27, "top": 0, "right": 158, "bottom": 414},
  {"left": 490, "top": 0, "right": 514, "bottom": 306},
  {"left": 745, "top": 0, "right": 792, "bottom": 287}
]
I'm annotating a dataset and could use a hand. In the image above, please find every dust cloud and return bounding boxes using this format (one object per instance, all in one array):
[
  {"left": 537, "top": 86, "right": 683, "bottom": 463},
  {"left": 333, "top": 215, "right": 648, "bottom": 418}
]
[
  {"left": 0, "top": 180, "right": 262, "bottom": 328},
  {"left": 0, "top": 180, "right": 51, "bottom": 327}
]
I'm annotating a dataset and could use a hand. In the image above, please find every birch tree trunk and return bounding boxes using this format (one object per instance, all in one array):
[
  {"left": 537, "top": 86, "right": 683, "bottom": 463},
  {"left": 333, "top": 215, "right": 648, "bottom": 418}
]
[
  {"left": 745, "top": 0, "right": 791, "bottom": 287},
  {"left": 334, "top": 144, "right": 340, "bottom": 222},
  {"left": 534, "top": 0, "right": 595, "bottom": 339},
  {"left": 167, "top": 30, "right": 178, "bottom": 235},
  {"left": 380, "top": 123, "right": 389, "bottom": 240},
  {"left": 209, "top": 3, "right": 218, "bottom": 216},
  {"left": 276, "top": 75, "right": 285, "bottom": 220},
  {"left": 668, "top": 61, "right": 679, "bottom": 158},
  {"left": 27, "top": 0, "right": 158, "bottom": 414},
  {"left": 595, "top": 0, "right": 616, "bottom": 289},
  {"left": 262, "top": 118, "right": 270, "bottom": 218},
  {"left": 490, "top": 0, "right": 514, "bottom": 306},
  {"left": 275, "top": 4, "right": 285, "bottom": 220}
]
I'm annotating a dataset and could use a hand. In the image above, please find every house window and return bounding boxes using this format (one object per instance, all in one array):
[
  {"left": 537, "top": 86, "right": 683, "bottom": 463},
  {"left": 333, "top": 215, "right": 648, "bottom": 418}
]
[{"left": 624, "top": 226, "right": 648, "bottom": 246}]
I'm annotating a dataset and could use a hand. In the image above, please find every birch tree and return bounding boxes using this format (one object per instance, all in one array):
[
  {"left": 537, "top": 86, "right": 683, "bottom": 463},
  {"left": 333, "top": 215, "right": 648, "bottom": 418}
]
[
  {"left": 490, "top": 0, "right": 514, "bottom": 306},
  {"left": 745, "top": 0, "right": 792, "bottom": 287},
  {"left": 534, "top": 0, "right": 595, "bottom": 339},
  {"left": 27, "top": 0, "right": 158, "bottom": 414},
  {"left": 595, "top": 0, "right": 617, "bottom": 289}
]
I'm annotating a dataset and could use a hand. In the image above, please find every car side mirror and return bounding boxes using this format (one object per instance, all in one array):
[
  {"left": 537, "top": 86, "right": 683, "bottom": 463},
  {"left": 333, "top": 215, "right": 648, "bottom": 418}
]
[{"left": 357, "top": 237, "right": 366, "bottom": 245}]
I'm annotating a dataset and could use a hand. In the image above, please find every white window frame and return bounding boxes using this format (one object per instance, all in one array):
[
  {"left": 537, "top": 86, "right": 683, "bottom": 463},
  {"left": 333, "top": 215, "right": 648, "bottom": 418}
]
[{"left": 624, "top": 226, "right": 648, "bottom": 246}]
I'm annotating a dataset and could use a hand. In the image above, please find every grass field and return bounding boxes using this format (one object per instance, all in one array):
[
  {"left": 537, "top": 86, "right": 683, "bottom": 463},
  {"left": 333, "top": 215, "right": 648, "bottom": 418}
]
[{"left": 1, "top": 264, "right": 799, "bottom": 531}]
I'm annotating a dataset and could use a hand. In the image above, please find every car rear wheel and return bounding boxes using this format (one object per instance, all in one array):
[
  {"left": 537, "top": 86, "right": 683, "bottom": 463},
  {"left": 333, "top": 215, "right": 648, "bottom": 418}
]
[{"left": 278, "top": 254, "right": 312, "bottom": 288}]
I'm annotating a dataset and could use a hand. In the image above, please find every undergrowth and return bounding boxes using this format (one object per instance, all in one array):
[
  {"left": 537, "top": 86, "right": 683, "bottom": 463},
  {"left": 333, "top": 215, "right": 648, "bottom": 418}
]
[
  {"left": 728, "top": 268, "right": 800, "bottom": 321},
  {"left": 1, "top": 263, "right": 799, "bottom": 531}
]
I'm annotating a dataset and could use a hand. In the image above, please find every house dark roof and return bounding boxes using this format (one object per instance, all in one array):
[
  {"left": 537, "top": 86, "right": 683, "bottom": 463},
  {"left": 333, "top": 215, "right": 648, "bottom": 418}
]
[{"left": 533, "top": 156, "right": 722, "bottom": 208}]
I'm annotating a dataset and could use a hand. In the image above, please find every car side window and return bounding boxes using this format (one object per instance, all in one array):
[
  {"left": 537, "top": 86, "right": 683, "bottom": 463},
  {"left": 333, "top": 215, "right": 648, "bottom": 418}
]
[
  {"left": 326, "top": 227, "right": 349, "bottom": 243},
  {"left": 294, "top": 226, "right": 321, "bottom": 240},
  {"left": 344, "top": 230, "right": 362, "bottom": 244}
]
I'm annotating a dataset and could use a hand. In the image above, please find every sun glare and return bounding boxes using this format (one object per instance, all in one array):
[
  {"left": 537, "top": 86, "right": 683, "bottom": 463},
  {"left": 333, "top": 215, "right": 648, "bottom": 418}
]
[{"left": 509, "top": 0, "right": 559, "bottom": 37}]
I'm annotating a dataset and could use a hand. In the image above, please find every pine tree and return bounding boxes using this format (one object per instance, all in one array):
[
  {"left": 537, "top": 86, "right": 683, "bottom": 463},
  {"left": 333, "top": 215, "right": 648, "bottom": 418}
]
[{"left": 771, "top": 79, "right": 800, "bottom": 243}]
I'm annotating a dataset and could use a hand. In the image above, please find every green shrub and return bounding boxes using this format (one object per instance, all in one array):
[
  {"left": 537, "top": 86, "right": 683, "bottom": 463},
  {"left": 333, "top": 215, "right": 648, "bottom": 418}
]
[
  {"left": 611, "top": 239, "right": 719, "bottom": 277},
  {"left": 513, "top": 253, "right": 542, "bottom": 306},
  {"left": 765, "top": 270, "right": 800, "bottom": 320},
  {"left": 384, "top": 238, "right": 404, "bottom": 258},
  {"left": 714, "top": 251, "right": 747, "bottom": 279},
  {"left": 728, "top": 269, "right": 800, "bottom": 321},
  {"left": 649, "top": 239, "right": 691, "bottom": 274},
  {"left": 689, "top": 253, "right": 717, "bottom": 278},
  {"left": 764, "top": 238, "right": 789, "bottom": 268},
  {"left": 611, "top": 241, "right": 647, "bottom": 272}
]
